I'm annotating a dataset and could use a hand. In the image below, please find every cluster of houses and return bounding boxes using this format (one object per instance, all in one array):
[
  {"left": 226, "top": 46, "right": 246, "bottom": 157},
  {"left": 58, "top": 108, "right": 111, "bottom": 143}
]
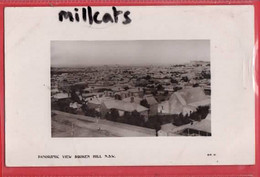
[{"left": 51, "top": 61, "right": 211, "bottom": 136}]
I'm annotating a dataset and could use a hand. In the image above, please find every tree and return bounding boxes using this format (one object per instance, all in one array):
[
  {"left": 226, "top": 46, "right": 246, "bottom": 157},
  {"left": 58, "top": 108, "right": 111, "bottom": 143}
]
[
  {"left": 152, "top": 90, "right": 158, "bottom": 96},
  {"left": 140, "top": 99, "right": 149, "bottom": 108},
  {"left": 196, "top": 106, "right": 209, "bottom": 121},
  {"left": 174, "top": 87, "right": 182, "bottom": 92},
  {"left": 70, "top": 89, "right": 81, "bottom": 103},
  {"left": 155, "top": 122, "right": 161, "bottom": 136},
  {"left": 124, "top": 86, "right": 129, "bottom": 90},
  {"left": 181, "top": 76, "right": 189, "bottom": 82},
  {"left": 57, "top": 99, "right": 71, "bottom": 112},
  {"left": 143, "top": 88, "right": 146, "bottom": 95},
  {"left": 201, "top": 71, "right": 211, "bottom": 79},
  {"left": 98, "top": 88, "right": 112, "bottom": 92},
  {"left": 115, "top": 94, "right": 122, "bottom": 100},
  {"left": 79, "top": 88, "right": 84, "bottom": 96},
  {"left": 145, "top": 116, "right": 162, "bottom": 130},
  {"left": 111, "top": 109, "right": 119, "bottom": 121},
  {"left": 124, "top": 112, "right": 132, "bottom": 123},
  {"left": 163, "top": 90, "right": 169, "bottom": 96},
  {"left": 131, "top": 111, "right": 144, "bottom": 126},
  {"left": 82, "top": 104, "right": 100, "bottom": 117},
  {"left": 193, "top": 83, "right": 199, "bottom": 87},
  {"left": 145, "top": 75, "right": 151, "bottom": 80},
  {"left": 170, "top": 78, "right": 178, "bottom": 84},
  {"left": 156, "top": 84, "right": 164, "bottom": 91}
]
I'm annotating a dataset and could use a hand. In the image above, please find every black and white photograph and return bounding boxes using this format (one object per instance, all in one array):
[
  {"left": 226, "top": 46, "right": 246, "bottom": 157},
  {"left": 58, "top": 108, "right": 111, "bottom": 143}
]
[{"left": 51, "top": 40, "right": 211, "bottom": 137}]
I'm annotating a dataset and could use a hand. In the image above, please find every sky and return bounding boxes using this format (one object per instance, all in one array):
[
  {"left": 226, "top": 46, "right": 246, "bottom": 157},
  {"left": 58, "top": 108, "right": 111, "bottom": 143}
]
[{"left": 51, "top": 40, "right": 210, "bottom": 67}]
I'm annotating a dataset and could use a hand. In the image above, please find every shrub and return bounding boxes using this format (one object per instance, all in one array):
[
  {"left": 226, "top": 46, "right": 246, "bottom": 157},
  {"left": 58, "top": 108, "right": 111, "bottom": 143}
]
[{"left": 82, "top": 104, "right": 100, "bottom": 117}]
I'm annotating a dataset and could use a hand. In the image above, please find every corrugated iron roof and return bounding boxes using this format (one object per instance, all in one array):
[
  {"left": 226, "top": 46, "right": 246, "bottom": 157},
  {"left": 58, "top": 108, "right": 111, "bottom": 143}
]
[{"left": 103, "top": 100, "right": 148, "bottom": 113}]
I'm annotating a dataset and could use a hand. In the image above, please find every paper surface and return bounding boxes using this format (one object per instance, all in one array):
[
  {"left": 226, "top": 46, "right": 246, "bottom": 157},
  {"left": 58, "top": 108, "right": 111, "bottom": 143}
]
[{"left": 4, "top": 5, "right": 255, "bottom": 166}]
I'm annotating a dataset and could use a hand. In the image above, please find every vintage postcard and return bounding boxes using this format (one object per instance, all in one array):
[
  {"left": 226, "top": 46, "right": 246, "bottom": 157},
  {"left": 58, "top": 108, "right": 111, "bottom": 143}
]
[{"left": 4, "top": 5, "right": 255, "bottom": 166}]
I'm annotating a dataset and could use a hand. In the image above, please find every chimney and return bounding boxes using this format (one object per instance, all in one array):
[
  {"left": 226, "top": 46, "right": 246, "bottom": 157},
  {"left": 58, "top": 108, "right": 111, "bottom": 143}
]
[{"left": 130, "top": 96, "right": 134, "bottom": 103}]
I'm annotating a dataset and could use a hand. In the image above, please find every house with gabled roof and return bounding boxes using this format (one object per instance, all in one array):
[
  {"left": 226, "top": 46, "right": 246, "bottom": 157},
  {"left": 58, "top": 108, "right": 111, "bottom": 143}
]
[
  {"left": 159, "top": 114, "right": 211, "bottom": 136},
  {"left": 158, "top": 87, "right": 210, "bottom": 116},
  {"left": 123, "top": 96, "right": 142, "bottom": 104},
  {"left": 100, "top": 100, "right": 148, "bottom": 119}
]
